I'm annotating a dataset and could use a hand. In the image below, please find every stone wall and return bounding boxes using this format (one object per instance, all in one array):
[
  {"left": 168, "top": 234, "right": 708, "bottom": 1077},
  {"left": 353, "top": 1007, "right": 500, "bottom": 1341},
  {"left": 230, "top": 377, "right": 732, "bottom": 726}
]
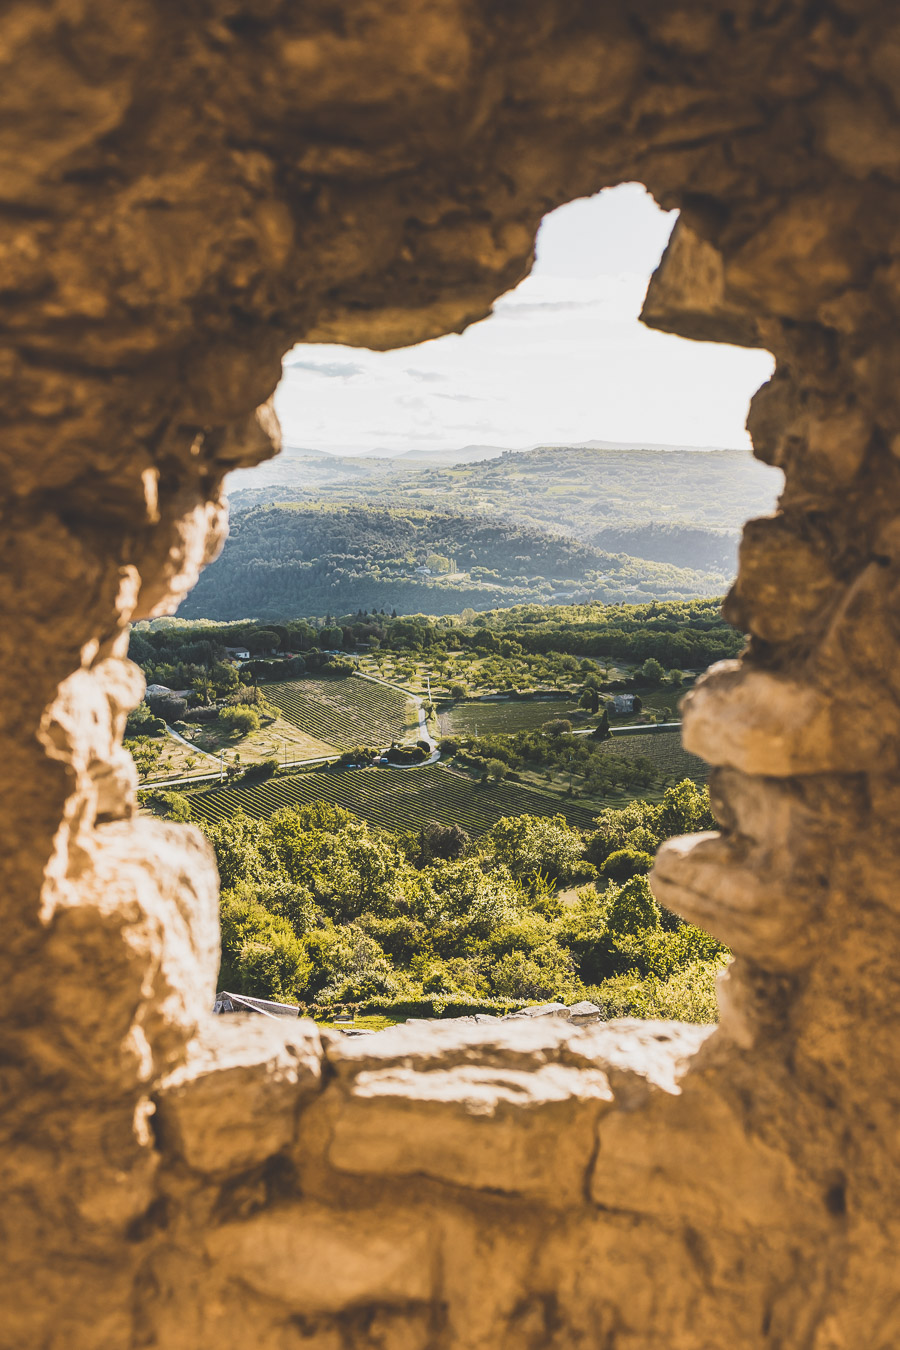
[{"left": 4, "top": 2, "right": 900, "bottom": 1345}]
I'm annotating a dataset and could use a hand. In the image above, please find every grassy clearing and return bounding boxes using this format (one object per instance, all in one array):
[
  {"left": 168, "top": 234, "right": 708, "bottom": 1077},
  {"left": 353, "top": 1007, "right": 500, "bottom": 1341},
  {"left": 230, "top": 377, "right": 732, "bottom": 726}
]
[
  {"left": 138, "top": 715, "right": 335, "bottom": 785},
  {"left": 265, "top": 674, "right": 414, "bottom": 748},
  {"left": 186, "top": 762, "right": 598, "bottom": 836},
  {"left": 314, "top": 1014, "right": 404, "bottom": 1031},
  {"left": 191, "top": 712, "right": 335, "bottom": 763},
  {"left": 138, "top": 732, "right": 217, "bottom": 783}
]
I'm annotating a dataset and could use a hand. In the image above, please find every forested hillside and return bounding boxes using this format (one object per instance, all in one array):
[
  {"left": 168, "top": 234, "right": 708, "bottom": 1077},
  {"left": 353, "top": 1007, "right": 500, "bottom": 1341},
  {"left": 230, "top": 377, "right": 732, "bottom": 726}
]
[
  {"left": 228, "top": 444, "right": 780, "bottom": 565},
  {"left": 179, "top": 502, "right": 728, "bottom": 620}
]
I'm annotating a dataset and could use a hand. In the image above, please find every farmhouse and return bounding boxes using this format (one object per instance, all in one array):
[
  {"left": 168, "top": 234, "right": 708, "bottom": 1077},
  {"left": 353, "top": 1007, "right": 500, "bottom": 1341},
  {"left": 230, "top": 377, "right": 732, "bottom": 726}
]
[
  {"left": 611, "top": 693, "right": 637, "bottom": 715},
  {"left": 225, "top": 646, "right": 250, "bottom": 661}
]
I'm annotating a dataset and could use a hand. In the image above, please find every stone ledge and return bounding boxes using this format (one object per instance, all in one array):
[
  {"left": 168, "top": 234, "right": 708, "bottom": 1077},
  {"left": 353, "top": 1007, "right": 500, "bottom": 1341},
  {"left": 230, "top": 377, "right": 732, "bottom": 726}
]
[
  {"left": 322, "top": 1016, "right": 711, "bottom": 1084},
  {"left": 314, "top": 1019, "right": 710, "bottom": 1202}
]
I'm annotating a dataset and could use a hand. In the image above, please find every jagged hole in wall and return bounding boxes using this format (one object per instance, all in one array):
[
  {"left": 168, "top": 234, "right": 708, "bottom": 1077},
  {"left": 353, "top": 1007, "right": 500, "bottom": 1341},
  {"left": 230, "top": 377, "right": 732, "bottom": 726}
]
[{"left": 228, "top": 184, "right": 775, "bottom": 500}]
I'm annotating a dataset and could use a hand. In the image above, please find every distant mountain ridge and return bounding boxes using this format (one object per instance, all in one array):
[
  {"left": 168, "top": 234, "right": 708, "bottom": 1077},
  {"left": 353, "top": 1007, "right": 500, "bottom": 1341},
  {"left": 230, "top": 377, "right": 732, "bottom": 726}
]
[{"left": 263, "top": 436, "right": 747, "bottom": 470}]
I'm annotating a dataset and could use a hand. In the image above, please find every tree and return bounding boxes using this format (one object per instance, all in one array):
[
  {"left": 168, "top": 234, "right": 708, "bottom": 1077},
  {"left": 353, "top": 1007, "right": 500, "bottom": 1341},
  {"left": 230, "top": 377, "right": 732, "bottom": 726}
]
[
  {"left": 126, "top": 702, "right": 166, "bottom": 738},
  {"left": 487, "top": 814, "right": 584, "bottom": 884},
  {"left": 484, "top": 757, "right": 508, "bottom": 784},
  {"left": 580, "top": 686, "right": 601, "bottom": 713},
  {"left": 148, "top": 694, "right": 187, "bottom": 724},
  {"left": 641, "top": 657, "right": 665, "bottom": 686},
  {"left": 449, "top": 682, "right": 467, "bottom": 699},
  {"left": 147, "top": 790, "right": 193, "bottom": 822},
  {"left": 219, "top": 705, "right": 260, "bottom": 736},
  {"left": 605, "top": 876, "right": 661, "bottom": 936},
  {"left": 192, "top": 674, "right": 215, "bottom": 706},
  {"left": 657, "top": 780, "right": 715, "bottom": 836},
  {"left": 490, "top": 944, "right": 578, "bottom": 1002},
  {"left": 125, "top": 737, "right": 163, "bottom": 779},
  {"left": 211, "top": 662, "right": 240, "bottom": 697},
  {"left": 246, "top": 629, "right": 281, "bottom": 655},
  {"left": 591, "top": 710, "right": 611, "bottom": 741},
  {"left": 203, "top": 812, "right": 280, "bottom": 889},
  {"left": 419, "top": 822, "right": 470, "bottom": 862},
  {"left": 219, "top": 893, "right": 312, "bottom": 1003}
]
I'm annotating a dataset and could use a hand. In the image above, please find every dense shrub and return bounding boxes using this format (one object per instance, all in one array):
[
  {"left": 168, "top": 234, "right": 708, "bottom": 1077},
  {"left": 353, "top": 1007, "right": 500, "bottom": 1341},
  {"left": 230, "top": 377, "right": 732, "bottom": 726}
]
[
  {"left": 600, "top": 848, "right": 654, "bottom": 882},
  {"left": 147, "top": 694, "right": 188, "bottom": 723},
  {"left": 185, "top": 705, "right": 220, "bottom": 723},
  {"left": 240, "top": 758, "right": 279, "bottom": 783},
  {"left": 144, "top": 790, "right": 193, "bottom": 821},
  {"left": 386, "top": 744, "right": 427, "bottom": 764},
  {"left": 219, "top": 705, "right": 260, "bottom": 735},
  {"left": 126, "top": 701, "right": 166, "bottom": 737}
]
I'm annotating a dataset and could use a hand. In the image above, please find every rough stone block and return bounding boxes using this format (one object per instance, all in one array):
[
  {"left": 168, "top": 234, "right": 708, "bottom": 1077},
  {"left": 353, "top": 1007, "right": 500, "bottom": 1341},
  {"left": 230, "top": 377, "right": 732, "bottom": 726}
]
[
  {"left": 641, "top": 217, "right": 760, "bottom": 347},
  {"left": 591, "top": 1083, "right": 801, "bottom": 1232},
  {"left": 520, "top": 1001, "right": 571, "bottom": 1019},
  {"left": 155, "top": 1015, "right": 322, "bottom": 1172},
  {"left": 327, "top": 1060, "right": 610, "bottom": 1202},
  {"left": 318, "top": 1021, "right": 616, "bottom": 1200},
  {"left": 560, "top": 1019, "right": 713, "bottom": 1108},
  {"left": 205, "top": 1204, "right": 436, "bottom": 1313},
  {"left": 682, "top": 660, "right": 900, "bottom": 776}
]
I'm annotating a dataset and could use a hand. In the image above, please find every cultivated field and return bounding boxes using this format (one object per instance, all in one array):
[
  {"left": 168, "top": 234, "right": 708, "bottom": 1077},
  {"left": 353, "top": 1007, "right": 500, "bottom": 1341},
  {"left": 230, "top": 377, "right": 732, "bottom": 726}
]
[
  {"left": 265, "top": 674, "right": 414, "bottom": 748},
  {"left": 440, "top": 699, "right": 581, "bottom": 737},
  {"left": 602, "top": 729, "right": 707, "bottom": 785},
  {"left": 187, "top": 763, "right": 597, "bottom": 835},
  {"left": 633, "top": 688, "right": 686, "bottom": 717}
]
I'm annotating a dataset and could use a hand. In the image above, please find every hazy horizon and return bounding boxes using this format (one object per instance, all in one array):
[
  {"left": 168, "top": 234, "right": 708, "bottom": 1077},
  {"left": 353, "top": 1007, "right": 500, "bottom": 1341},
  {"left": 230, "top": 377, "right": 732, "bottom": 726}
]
[{"left": 276, "top": 436, "right": 754, "bottom": 462}]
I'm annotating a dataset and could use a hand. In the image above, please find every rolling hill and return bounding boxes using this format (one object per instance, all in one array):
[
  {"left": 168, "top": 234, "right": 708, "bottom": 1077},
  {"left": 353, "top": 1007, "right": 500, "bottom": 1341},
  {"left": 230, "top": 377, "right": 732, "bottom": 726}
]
[
  {"left": 227, "top": 444, "right": 780, "bottom": 566},
  {"left": 178, "top": 502, "right": 727, "bottom": 621}
]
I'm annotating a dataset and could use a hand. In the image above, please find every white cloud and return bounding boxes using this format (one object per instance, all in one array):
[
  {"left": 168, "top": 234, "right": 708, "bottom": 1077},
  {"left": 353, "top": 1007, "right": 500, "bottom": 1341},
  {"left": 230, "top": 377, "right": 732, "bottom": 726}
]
[
  {"left": 282, "top": 357, "right": 365, "bottom": 377},
  {"left": 272, "top": 183, "right": 774, "bottom": 458}
]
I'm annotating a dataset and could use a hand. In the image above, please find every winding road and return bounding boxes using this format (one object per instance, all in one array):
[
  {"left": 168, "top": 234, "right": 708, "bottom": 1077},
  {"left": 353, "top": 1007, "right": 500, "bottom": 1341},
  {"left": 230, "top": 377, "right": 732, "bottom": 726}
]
[{"left": 356, "top": 670, "right": 440, "bottom": 765}]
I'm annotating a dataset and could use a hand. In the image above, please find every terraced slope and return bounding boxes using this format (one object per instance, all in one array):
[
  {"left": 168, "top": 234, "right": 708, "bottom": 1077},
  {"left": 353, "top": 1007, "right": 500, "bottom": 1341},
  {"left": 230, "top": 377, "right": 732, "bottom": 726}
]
[
  {"left": 187, "top": 763, "right": 597, "bottom": 835},
  {"left": 265, "top": 674, "right": 413, "bottom": 748}
]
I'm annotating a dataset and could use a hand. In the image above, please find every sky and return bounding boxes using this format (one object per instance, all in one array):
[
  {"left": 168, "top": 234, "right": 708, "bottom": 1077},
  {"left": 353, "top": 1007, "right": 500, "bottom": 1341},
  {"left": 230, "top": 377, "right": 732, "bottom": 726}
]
[{"left": 273, "top": 183, "right": 775, "bottom": 457}]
